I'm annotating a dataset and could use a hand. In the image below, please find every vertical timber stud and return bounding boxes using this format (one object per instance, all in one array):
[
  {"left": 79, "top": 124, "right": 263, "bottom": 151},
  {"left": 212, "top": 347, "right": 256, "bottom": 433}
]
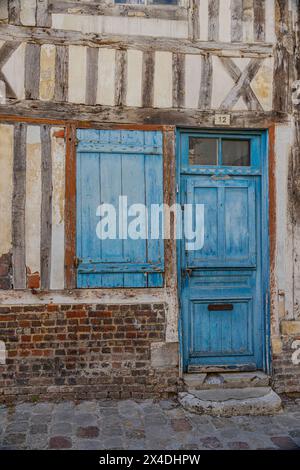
[
  {"left": 199, "top": 54, "right": 213, "bottom": 109},
  {"left": 12, "top": 122, "right": 26, "bottom": 289},
  {"left": 25, "top": 43, "right": 41, "bottom": 100},
  {"left": 54, "top": 46, "right": 69, "bottom": 103},
  {"left": 253, "top": 0, "right": 266, "bottom": 42},
  {"left": 8, "top": 0, "right": 21, "bottom": 24},
  {"left": 208, "top": 0, "right": 219, "bottom": 41},
  {"left": 115, "top": 50, "right": 127, "bottom": 107},
  {"left": 268, "top": 124, "right": 277, "bottom": 336},
  {"left": 188, "top": 0, "right": 200, "bottom": 41},
  {"left": 65, "top": 124, "right": 77, "bottom": 289},
  {"left": 36, "top": 0, "right": 51, "bottom": 28},
  {"left": 172, "top": 53, "right": 185, "bottom": 109},
  {"left": 86, "top": 47, "right": 99, "bottom": 106},
  {"left": 40, "top": 125, "right": 52, "bottom": 290},
  {"left": 273, "top": 1, "right": 289, "bottom": 114},
  {"left": 163, "top": 127, "right": 176, "bottom": 289},
  {"left": 142, "top": 51, "right": 155, "bottom": 108},
  {"left": 231, "top": 0, "right": 243, "bottom": 42}
]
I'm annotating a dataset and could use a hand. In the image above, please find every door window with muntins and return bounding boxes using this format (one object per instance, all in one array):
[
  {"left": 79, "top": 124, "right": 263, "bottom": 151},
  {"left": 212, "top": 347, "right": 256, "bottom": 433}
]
[{"left": 188, "top": 137, "right": 250, "bottom": 167}]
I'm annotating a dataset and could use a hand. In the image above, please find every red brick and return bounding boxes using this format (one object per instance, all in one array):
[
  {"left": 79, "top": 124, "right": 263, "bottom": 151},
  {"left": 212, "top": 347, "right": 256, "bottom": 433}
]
[
  {"left": 21, "top": 335, "right": 31, "bottom": 342},
  {"left": 27, "top": 273, "right": 40, "bottom": 289},
  {"left": 66, "top": 311, "right": 87, "bottom": 319}
]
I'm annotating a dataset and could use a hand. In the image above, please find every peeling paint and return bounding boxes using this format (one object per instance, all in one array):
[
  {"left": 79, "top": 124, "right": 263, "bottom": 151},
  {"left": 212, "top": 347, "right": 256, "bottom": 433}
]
[
  {"left": 0, "top": 124, "right": 13, "bottom": 256},
  {"left": 251, "top": 59, "right": 274, "bottom": 111},
  {"left": 50, "top": 127, "right": 65, "bottom": 290},
  {"left": 25, "top": 126, "right": 42, "bottom": 276}
]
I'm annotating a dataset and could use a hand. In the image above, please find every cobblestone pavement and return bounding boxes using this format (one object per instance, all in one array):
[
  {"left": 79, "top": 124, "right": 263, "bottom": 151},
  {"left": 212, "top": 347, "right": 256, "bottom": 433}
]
[{"left": 0, "top": 398, "right": 300, "bottom": 450}]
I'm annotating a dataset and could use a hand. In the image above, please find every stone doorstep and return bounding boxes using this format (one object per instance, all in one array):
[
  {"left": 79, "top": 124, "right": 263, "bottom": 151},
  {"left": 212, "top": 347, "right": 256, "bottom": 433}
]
[
  {"left": 179, "top": 387, "right": 282, "bottom": 417},
  {"left": 183, "top": 371, "right": 270, "bottom": 391}
]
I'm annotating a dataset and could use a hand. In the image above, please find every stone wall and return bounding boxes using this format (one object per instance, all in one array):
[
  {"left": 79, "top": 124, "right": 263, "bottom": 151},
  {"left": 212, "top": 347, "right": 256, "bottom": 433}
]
[{"left": 0, "top": 303, "right": 180, "bottom": 403}]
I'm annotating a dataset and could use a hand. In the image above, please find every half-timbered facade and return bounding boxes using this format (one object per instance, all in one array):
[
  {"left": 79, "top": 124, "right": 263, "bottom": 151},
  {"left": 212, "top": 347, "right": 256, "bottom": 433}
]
[{"left": 0, "top": 0, "right": 299, "bottom": 402}]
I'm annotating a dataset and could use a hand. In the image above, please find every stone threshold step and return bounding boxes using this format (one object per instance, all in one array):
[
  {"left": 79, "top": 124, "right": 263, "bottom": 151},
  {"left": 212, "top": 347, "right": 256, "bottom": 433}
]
[
  {"left": 183, "top": 371, "right": 270, "bottom": 390},
  {"left": 179, "top": 387, "right": 282, "bottom": 417}
]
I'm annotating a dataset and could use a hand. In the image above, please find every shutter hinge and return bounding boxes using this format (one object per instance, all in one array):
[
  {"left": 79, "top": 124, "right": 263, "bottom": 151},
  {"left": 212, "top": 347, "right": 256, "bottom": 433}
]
[
  {"left": 75, "top": 138, "right": 79, "bottom": 146},
  {"left": 74, "top": 257, "right": 81, "bottom": 268}
]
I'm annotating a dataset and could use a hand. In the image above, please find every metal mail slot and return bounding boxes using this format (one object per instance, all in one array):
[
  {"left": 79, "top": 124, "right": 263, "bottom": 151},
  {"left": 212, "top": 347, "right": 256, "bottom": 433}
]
[{"left": 208, "top": 304, "right": 234, "bottom": 311}]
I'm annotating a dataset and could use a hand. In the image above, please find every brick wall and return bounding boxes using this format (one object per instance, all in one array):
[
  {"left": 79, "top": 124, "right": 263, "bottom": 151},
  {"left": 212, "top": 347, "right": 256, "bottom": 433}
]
[
  {"left": 272, "top": 334, "right": 300, "bottom": 395},
  {"left": 0, "top": 303, "right": 180, "bottom": 403}
]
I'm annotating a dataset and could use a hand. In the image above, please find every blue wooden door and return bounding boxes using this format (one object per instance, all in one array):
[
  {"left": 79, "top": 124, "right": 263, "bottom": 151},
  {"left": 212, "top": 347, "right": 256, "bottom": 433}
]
[
  {"left": 180, "top": 132, "right": 267, "bottom": 372},
  {"left": 76, "top": 129, "right": 164, "bottom": 288}
]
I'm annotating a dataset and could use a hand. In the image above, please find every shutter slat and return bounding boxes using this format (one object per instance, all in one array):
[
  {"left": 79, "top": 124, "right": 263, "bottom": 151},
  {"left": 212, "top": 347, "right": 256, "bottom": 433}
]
[{"left": 77, "top": 129, "right": 164, "bottom": 288}]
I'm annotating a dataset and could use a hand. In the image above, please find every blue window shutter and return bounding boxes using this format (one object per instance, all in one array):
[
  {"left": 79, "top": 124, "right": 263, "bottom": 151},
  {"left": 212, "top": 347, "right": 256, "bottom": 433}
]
[{"left": 76, "top": 129, "right": 164, "bottom": 288}]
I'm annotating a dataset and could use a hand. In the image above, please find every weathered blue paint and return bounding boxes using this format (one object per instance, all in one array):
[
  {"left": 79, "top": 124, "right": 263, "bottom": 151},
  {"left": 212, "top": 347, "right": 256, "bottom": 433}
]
[
  {"left": 178, "top": 130, "right": 269, "bottom": 372},
  {"left": 76, "top": 129, "right": 164, "bottom": 288}
]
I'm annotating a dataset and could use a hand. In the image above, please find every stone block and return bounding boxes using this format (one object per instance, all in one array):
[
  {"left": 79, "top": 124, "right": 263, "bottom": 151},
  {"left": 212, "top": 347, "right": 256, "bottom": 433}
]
[
  {"left": 150, "top": 342, "right": 178, "bottom": 369},
  {"left": 281, "top": 321, "right": 300, "bottom": 336}
]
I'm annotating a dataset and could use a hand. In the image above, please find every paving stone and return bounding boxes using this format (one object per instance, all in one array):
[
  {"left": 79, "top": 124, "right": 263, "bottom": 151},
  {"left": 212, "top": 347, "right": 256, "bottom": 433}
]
[
  {"left": 124, "top": 428, "right": 145, "bottom": 440},
  {"left": 30, "top": 413, "right": 52, "bottom": 424},
  {"left": 200, "top": 436, "right": 222, "bottom": 449},
  {"left": 165, "top": 407, "right": 187, "bottom": 420},
  {"left": 211, "top": 417, "right": 238, "bottom": 430},
  {"left": 159, "top": 399, "right": 179, "bottom": 411},
  {"left": 0, "top": 398, "right": 299, "bottom": 450},
  {"left": 76, "top": 426, "right": 100, "bottom": 438},
  {"left": 50, "top": 422, "right": 73, "bottom": 436},
  {"left": 289, "top": 429, "right": 300, "bottom": 439},
  {"left": 118, "top": 400, "right": 140, "bottom": 416},
  {"left": 6, "top": 421, "right": 29, "bottom": 433},
  {"left": 99, "top": 408, "right": 120, "bottom": 419},
  {"left": 49, "top": 436, "right": 72, "bottom": 449},
  {"left": 10, "top": 412, "right": 31, "bottom": 422},
  {"left": 227, "top": 441, "right": 251, "bottom": 450},
  {"left": 15, "top": 403, "right": 34, "bottom": 413},
  {"left": 218, "top": 428, "right": 242, "bottom": 440},
  {"left": 144, "top": 424, "right": 174, "bottom": 440},
  {"left": 29, "top": 424, "right": 48, "bottom": 435},
  {"left": 124, "top": 439, "right": 146, "bottom": 450},
  {"left": 76, "top": 401, "right": 98, "bottom": 413},
  {"left": 271, "top": 436, "right": 300, "bottom": 450},
  {"left": 3, "top": 433, "right": 26, "bottom": 447},
  {"left": 144, "top": 413, "right": 168, "bottom": 425},
  {"left": 26, "top": 434, "right": 48, "bottom": 450},
  {"left": 102, "top": 437, "right": 124, "bottom": 450},
  {"left": 98, "top": 400, "right": 116, "bottom": 408},
  {"left": 52, "top": 411, "right": 74, "bottom": 423},
  {"left": 75, "top": 439, "right": 104, "bottom": 450},
  {"left": 32, "top": 403, "right": 54, "bottom": 414},
  {"left": 101, "top": 425, "right": 124, "bottom": 438},
  {"left": 171, "top": 418, "right": 192, "bottom": 432},
  {"left": 54, "top": 401, "right": 75, "bottom": 412}
]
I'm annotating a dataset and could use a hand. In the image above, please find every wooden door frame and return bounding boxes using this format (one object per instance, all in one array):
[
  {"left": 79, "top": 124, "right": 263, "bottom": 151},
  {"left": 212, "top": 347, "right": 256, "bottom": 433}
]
[{"left": 176, "top": 126, "right": 274, "bottom": 375}]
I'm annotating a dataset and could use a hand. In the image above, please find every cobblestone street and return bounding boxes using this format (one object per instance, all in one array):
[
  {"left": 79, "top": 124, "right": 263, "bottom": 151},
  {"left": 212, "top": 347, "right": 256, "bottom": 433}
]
[{"left": 0, "top": 398, "right": 300, "bottom": 450}]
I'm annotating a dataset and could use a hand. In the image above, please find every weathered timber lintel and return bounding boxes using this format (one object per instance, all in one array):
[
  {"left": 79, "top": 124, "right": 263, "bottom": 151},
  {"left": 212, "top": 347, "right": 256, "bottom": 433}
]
[
  {"left": 0, "top": 102, "right": 289, "bottom": 128},
  {"left": 0, "top": 25, "right": 274, "bottom": 57},
  {"left": 49, "top": 2, "right": 189, "bottom": 21}
]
